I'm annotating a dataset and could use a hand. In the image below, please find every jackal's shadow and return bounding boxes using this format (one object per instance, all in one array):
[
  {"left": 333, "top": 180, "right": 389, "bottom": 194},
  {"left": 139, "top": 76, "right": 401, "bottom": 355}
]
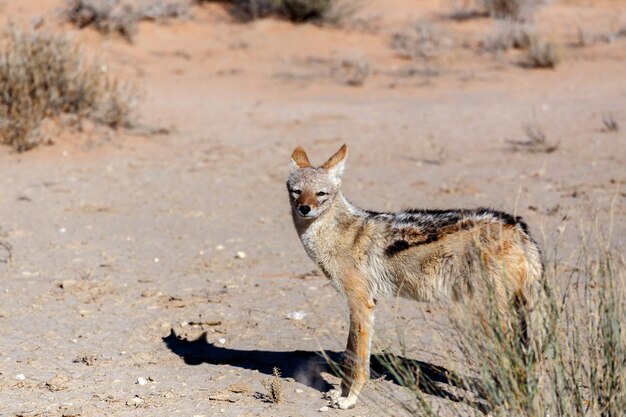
[{"left": 163, "top": 329, "right": 483, "bottom": 409}]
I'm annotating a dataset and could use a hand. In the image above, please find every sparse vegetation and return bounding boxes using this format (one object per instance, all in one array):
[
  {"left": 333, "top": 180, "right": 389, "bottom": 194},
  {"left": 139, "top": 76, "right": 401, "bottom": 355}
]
[
  {"left": 64, "top": 0, "right": 192, "bottom": 41},
  {"left": 0, "top": 29, "right": 135, "bottom": 151},
  {"left": 391, "top": 22, "right": 452, "bottom": 60},
  {"left": 227, "top": 0, "right": 355, "bottom": 24},
  {"left": 332, "top": 58, "right": 369, "bottom": 86},
  {"left": 260, "top": 367, "right": 283, "bottom": 403},
  {"left": 602, "top": 113, "right": 619, "bottom": 132},
  {"left": 525, "top": 36, "right": 559, "bottom": 68},
  {"left": 0, "top": 241, "right": 12, "bottom": 263},
  {"left": 507, "top": 120, "right": 558, "bottom": 153},
  {"left": 480, "top": 0, "right": 542, "bottom": 22},
  {"left": 377, "top": 237, "right": 626, "bottom": 417},
  {"left": 484, "top": 21, "right": 533, "bottom": 51}
]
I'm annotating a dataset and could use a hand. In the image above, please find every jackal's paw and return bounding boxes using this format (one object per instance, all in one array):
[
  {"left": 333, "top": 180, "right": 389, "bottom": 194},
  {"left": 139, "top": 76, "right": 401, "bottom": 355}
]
[
  {"left": 333, "top": 395, "right": 357, "bottom": 410},
  {"left": 324, "top": 388, "right": 342, "bottom": 402}
]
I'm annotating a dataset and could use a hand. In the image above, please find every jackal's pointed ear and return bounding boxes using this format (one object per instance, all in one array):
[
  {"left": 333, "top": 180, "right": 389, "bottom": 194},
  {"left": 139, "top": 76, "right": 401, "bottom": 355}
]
[
  {"left": 290, "top": 146, "right": 311, "bottom": 171},
  {"left": 321, "top": 144, "right": 348, "bottom": 177}
]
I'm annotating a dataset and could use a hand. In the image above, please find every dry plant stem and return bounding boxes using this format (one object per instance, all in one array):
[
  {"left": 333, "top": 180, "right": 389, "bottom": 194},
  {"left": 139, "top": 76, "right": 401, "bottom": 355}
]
[
  {"left": 601, "top": 113, "right": 619, "bottom": 132},
  {"left": 261, "top": 367, "right": 283, "bottom": 403}
]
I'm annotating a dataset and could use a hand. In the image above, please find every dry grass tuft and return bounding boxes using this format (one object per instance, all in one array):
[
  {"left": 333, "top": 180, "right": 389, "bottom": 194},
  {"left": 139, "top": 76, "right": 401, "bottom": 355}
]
[
  {"left": 64, "top": 0, "right": 192, "bottom": 41},
  {"left": 507, "top": 120, "right": 558, "bottom": 153},
  {"left": 601, "top": 113, "right": 619, "bottom": 132},
  {"left": 0, "top": 29, "right": 136, "bottom": 152},
  {"left": 524, "top": 36, "right": 559, "bottom": 68},
  {"left": 484, "top": 21, "right": 534, "bottom": 51},
  {"left": 261, "top": 367, "right": 283, "bottom": 404},
  {"left": 391, "top": 22, "right": 452, "bottom": 60},
  {"left": 332, "top": 58, "right": 369, "bottom": 86}
]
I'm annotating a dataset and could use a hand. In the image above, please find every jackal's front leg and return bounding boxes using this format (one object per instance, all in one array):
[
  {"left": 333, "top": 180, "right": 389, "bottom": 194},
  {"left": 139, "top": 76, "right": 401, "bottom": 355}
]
[{"left": 330, "top": 291, "right": 375, "bottom": 409}]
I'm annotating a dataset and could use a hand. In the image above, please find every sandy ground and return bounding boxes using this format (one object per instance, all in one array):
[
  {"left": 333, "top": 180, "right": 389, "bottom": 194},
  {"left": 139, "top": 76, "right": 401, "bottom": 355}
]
[{"left": 0, "top": 0, "right": 625, "bottom": 416}]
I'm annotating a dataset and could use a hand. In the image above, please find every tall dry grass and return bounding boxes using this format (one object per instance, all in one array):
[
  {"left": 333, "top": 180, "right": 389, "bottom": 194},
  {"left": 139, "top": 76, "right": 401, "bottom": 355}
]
[
  {"left": 376, "top": 232, "right": 625, "bottom": 416},
  {"left": 0, "top": 29, "right": 135, "bottom": 151}
]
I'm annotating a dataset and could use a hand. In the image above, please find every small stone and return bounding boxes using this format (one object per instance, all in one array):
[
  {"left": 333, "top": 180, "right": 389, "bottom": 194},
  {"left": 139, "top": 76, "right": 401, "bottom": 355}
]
[
  {"left": 15, "top": 374, "right": 25, "bottom": 381},
  {"left": 136, "top": 377, "right": 148, "bottom": 385},
  {"left": 215, "top": 245, "right": 224, "bottom": 251},
  {"left": 218, "top": 338, "right": 226, "bottom": 345},
  {"left": 126, "top": 396, "right": 144, "bottom": 406},
  {"left": 227, "top": 382, "right": 250, "bottom": 393},
  {"left": 235, "top": 251, "right": 246, "bottom": 259},
  {"left": 295, "top": 388, "right": 304, "bottom": 393},
  {"left": 287, "top": 311, "right": 306, "bottom": 320},
  {"left": 319, "top": 406, "right": 329, "bottom": 412}
]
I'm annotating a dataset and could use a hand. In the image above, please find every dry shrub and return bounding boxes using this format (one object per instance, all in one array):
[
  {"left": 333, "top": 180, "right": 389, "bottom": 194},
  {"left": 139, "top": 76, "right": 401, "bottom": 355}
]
[
  {"left": 481, "top": 0, "right": 542, "bottom": 22},
  {"left": 332, "top": 57, "right": 369, "bottom": 86},
  {"left": 525, "top": 36, "right": 559, "bottom": 68},
  {"left": 282, "top": 0, "right": 333, "bottom": 22},
  {"left": 64, "top": 0, "right": 192, "bottom": 41},
  {"left": 391, "top": 22, "right": 452, "bottom": 60},
  {"left": 0, "top": 30, "right": 135, "bottom": 151},
  {"left": 227, "top": 0, "right": 355, "bottom": 24},
  {"left": 484, "top": 21, "right": 534, "bottom": 51},
  {"left": 601, "top": 113, "right": 619, "bottom": 132}
]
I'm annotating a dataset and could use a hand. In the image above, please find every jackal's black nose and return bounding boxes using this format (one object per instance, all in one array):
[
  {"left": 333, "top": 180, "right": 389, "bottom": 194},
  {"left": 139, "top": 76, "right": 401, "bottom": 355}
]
[{"left": 298, "top": 205, "right": 311, "bottom": 215}]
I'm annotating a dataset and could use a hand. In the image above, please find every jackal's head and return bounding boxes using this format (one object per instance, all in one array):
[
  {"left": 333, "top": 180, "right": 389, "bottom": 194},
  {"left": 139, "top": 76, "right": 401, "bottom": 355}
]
[{"left": 287, "top": 144, "right": 347, "bottom": 219}]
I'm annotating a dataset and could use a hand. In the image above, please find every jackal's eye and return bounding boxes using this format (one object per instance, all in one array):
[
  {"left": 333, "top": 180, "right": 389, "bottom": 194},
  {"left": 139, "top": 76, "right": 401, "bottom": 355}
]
[
  {"left": 291, "top": 189, "right": 301, "bottom": 196},
  {"left": 316, "top": 191, "right": 327, "bottom": 197}
]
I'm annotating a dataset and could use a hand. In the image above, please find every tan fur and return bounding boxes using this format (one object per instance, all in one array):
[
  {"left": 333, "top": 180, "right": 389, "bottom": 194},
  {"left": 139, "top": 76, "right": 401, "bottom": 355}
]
[
  {"left": 287, "top": 145, "right": 544, "bottom": 409},
  {"left": 321, "top": 144, "right": 347, "bottom": 170},
  {"left": 291, "top": 146, "right": 311, "bottom": 168}
]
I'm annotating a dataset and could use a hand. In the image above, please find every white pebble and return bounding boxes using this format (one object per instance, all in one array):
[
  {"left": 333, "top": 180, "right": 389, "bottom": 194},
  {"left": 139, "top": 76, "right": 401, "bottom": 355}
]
[
  {"left": 218, "top": 338, "right": 226, "bottom": 345},
  {"left": 59, "top": 228, "right": 66, "bottom": 233},
  {"left": 154, "top": 258, "right": 160, "bottom": 263},
  {"left": 215, "top": 245, "right": 224, "bottom": 251},
  {"left": 295, "top": 388, "right": 303, "bottom": 393},
  {"left": 319, "top": 406, "right": 329, "bottom": 412},
  {"left": 136, "top": 377, "right": 148, "bottom": 385},
  {"left": 15, "top": 374, "right": 25, "bottom": 381},
  {"left": 126, "top": 396, "right": 143, "bottom": 406},
  {"left": 235, "top": 251, "right": 247, "bottom": 259},
  {"left": 287, "top": 311, "right": 306, "bottom": 320}
]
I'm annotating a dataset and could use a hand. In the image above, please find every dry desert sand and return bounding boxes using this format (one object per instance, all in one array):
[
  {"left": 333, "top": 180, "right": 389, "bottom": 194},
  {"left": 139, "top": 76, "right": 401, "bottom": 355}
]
[{"left": 0, "top": 0, "right": 625, "bottom": 416}]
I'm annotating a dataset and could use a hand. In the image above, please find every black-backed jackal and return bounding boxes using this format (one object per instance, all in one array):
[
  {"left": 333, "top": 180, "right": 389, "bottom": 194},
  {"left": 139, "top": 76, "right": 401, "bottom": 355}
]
[{"left": 287, "top": 144, "right": 543, "bottom": 409}]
